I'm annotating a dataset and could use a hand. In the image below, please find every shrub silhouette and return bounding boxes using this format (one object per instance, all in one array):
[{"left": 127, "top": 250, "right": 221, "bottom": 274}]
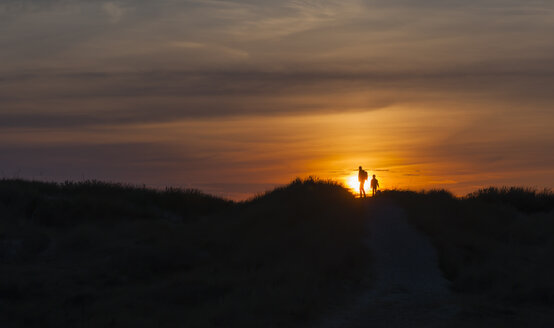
[{"left": 467, "top": 186, "right": 554, "bottom": 213}]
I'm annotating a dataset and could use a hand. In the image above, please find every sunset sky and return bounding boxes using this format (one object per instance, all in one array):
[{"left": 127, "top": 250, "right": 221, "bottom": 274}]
[{"left": 1, "top": 0, "right": 553, "bottom": 199}]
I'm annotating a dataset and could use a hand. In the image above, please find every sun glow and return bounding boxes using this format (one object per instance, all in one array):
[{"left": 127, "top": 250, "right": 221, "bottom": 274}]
[{"left": 345, "top": 174, "right": 360, "bottom": 194}]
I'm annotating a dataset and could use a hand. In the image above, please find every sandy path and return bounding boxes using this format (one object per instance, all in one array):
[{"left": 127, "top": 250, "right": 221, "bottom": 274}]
[{"left": 319, "top": 201, "right": 458, "bottom": 328}]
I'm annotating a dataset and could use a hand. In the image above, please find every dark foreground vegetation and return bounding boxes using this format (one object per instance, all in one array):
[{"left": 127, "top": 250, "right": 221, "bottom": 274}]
[
  {"left": 2, "top": 179, "right": 553, "bottom": 327},
  {"left": 0, "top": 178, "right": 367, "bottom": 328},
  {"left": 380, "top": 187, "right": 554, "bottom": 324}
]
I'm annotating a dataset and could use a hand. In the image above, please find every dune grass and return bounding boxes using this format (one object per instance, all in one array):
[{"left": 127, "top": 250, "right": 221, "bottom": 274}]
[
  {"left": 3, "top": 178, "right": 553, "bottom": 327},
  {"left": 379, "top": 187, "right": 554, "bottom": 307},
  {"left": 0, "top": 178, "right": 369, "bottom": 328}
]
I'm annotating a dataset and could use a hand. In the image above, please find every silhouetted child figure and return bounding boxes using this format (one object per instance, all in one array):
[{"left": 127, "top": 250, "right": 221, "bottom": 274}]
[
  {"left": 370, "top": 174, "right": 379, "bottom": 196},
  {"left": 358, "top": 166, "right": 368, "bottom": 198}
]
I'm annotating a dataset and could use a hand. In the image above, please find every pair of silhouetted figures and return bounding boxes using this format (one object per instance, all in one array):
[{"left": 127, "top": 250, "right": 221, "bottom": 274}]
[{"left": 358, "top": 166, "right": 379, "bottom": 198}]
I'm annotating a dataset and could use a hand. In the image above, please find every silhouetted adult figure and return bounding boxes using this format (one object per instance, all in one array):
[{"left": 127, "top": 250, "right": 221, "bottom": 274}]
[
  {"left": 370, "top": 174, "right": 379, "bottom": 196},
  {"left": 358, "top": 166, "right": 368, "bottom": 198}
]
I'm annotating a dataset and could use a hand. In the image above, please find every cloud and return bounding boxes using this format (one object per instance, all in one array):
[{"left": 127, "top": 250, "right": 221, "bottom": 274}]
[
  {"left": 170, "top": 41, "right": 249, "bottom": 58},
  {"left": 1, "top": 63, "right": 554, "bottom": 128},
  {"left": 170, "top": 41, "right": 205, "bottom": 49},
  {"left": 1, "top": 0, "right": 554, "bottom": 198},
  {"left": 102, "top": 2, "right": 126, "bottom": 22}
]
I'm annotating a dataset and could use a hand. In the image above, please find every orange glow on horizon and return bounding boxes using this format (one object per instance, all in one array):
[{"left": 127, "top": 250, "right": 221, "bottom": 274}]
[{"left": 3, "top": 106, "right": 551, "bottom": 201}]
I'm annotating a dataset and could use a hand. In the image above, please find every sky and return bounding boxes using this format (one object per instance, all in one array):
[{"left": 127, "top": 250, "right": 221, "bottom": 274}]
[{"left": 1, "top": 0, "right": 553, "bottom": 199}]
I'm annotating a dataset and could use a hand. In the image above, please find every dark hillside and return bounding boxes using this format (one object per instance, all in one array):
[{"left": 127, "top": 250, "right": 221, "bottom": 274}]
[
  {"left": 466, "top": 187, "right": 554, "bottom": 213},
  {"left": 0, "top": 179, "right": 231, "bottom": 227},
  {"left": 3, "top": 179, "right": 553, "bottom": 327},
  {"left": 379, "top": 188, "right": 554, "bottom": 311},
  {"left": 0, "top": 178, "right": 369, "bottom": 328}
]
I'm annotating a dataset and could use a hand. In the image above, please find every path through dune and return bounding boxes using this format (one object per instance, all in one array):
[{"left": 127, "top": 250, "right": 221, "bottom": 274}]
[{"left": 319, "top": 201, "right": 459, "bottom": 327}]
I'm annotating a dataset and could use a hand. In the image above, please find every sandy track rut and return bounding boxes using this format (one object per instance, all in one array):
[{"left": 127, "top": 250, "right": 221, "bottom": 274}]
[{"left": 318, "top": 202, "right": 458, "bottom": 328}]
